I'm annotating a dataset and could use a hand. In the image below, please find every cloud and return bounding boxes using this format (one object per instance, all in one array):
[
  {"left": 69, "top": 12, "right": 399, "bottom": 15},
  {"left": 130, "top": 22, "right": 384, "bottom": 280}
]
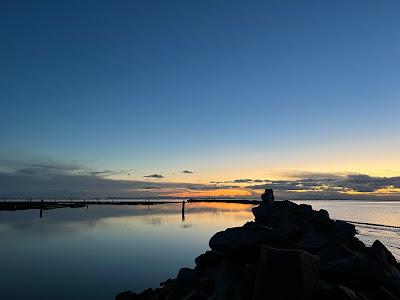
[
  {"left": 230, "top": 179, "right": 254, "bottom": 183},
  {"left": 78, "top": 170, "right": 116, "bottom": 176},
  {"left": 0, "top": 170, "right": 227, "bottom": 198},
  {"left": 213, "top": 179, "right": 267, "bottom": 184},
  {"left": 245, "top": 173, "right": 400, "bottom": 195},
  {"left": 1, "top": 161, "right": 399, "bottom": 200},
  {"left": 0, "top": 159, "right": 131, "bottom": 178},
  {"left": 144, "top": 174, "right": 164, "bottom": 179},
  {"left": 0, "top": 161, "right": 236, "bottom": 198},
  {"left": 181, "top": 170, "right": 195, "bottom": 174},
  {"left": 4, "top": 161, "right": 83, "bottom": 175},
  {"left": 340, "top": 174, "right": 400, "bottom": 192}
]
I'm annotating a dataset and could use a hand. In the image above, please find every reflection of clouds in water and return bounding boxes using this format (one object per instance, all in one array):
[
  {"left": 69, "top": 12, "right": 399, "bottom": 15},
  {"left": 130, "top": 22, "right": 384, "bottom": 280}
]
[
  {"left": 185, "top": 203, "right": 254, "bottom": 221},
  {"left": 0, "top": 203, "right": 256, "bottom": 235},
  {"left": 234, "top": 215, "right": 253, "bottom": 221}
]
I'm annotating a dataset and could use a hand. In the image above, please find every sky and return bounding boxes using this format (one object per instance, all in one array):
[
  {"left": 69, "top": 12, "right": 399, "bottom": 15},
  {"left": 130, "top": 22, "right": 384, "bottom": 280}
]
[{"left": 1, "top": 0, "right": 400, "bottom": 199}]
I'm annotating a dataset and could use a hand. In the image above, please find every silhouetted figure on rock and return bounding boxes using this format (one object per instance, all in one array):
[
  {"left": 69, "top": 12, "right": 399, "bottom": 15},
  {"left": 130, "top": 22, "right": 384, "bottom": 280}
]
[{"left": 261, "top": 189, "right": 274, "bottom": 204}]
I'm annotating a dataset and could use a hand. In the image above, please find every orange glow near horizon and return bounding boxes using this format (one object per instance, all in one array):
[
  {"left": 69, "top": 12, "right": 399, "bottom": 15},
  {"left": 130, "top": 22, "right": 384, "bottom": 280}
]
[{"left": 166, "top": 188, "right": 253, "bottom": 198}]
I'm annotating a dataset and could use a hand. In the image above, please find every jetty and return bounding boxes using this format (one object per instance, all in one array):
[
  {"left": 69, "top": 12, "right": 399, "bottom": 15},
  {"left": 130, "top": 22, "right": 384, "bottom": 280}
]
[{"left": 0, "top": 198, "right": 182, "bottom": 212}]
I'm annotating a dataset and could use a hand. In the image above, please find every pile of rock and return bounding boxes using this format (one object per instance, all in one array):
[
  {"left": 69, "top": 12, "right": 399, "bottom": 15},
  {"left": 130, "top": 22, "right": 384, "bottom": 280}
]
[{"left": 116, "top": 191, "right": 400, "bottom": 300}]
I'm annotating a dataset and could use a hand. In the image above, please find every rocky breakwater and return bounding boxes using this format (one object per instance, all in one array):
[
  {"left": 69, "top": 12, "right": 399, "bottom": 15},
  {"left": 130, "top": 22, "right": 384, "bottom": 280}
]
[{"left": 116, "top": 191, "right": 400, "bottom": 300}]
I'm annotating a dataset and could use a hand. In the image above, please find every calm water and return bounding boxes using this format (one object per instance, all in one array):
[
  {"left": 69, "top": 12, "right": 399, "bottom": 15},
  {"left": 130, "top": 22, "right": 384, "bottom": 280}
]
[{"left": 0, "top": 200, "right": 399, "bottom": 300}]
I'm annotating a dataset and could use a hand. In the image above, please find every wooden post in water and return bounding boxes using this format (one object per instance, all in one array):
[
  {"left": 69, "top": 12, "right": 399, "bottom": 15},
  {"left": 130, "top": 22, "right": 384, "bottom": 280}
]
[
  {"left": 40, "top": 199, "right": 43, "bottom": 218},
  {"left": 181, "top": 201, "right": 185, "bottom": 222}
]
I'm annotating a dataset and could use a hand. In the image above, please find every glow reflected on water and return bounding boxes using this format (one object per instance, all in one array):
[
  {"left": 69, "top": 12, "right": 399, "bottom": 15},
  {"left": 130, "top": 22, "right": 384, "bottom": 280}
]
[
  {"left": 0, "top": 203, "right": 254, "bottom": 300},
  {"left": 0, "top": 201, "right": 399, "bottom": 300}
]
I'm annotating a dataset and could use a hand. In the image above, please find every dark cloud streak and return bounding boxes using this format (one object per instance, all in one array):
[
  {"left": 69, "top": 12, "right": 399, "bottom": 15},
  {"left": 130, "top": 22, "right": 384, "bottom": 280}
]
[
  {"left": 144, "top": 174, "right": 164, "bottom": 179},
  {"left": 181, "top": 170, "right": 195, "bottom": 174}
]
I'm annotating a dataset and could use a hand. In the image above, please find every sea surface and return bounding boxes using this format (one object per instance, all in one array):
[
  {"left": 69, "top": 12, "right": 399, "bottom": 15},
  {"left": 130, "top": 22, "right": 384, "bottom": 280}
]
[{"left": 0, "top": 200, "right": 399, "bottom": 300}]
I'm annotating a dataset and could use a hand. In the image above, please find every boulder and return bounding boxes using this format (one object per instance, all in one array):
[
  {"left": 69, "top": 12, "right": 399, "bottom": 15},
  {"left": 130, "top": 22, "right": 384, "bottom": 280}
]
[
  {"left": 321, "top": 250, "right": 400, "bottom": 298},
  {"left": 115, "top": 290, "right": 138, "bottom": 300},
  {"left": 252, "top": 201, "right": 305, "bottom": 238},
  {"left": 365, "top": 241, "right": 400, "bottom": 296},
  {"left": 253, "top": 246, "right": 320, "bottom": 300},
  {"left": 177, "top": 268, "right": 198, "bottom": 283},
  {"left": 115, "top": 288, "right": 155, "bottom": 300},
  {"left": 195, "top": 251, "right": 223, "bottom": 271},
  {"left": 211, "top": 258, "right": 256, "bottom": 300},
  {"left": 321, "top": 252, "right": 377, "bottom": 283},
  {"left": 336, "top": 285, "right": 370, "bottom": 300},
  {"left": 261, "top": 189, "right": 274, "bottom": 203},
  {"left": 333, "top": 220, "right": 357, "bottom": 239},
  {"left": 317, "top": 282, "right": 370, "bottom": 300},
  {"left": 366, "top": 240, "right": 400, "bottom": 271},
  {"left": 317, "top": 242, "right": 358, "bottom": 264},
  {"left": 209, "top": 225, "right": 291, "bottom": 257},
  {"left": 182, "top": 289, "right": 207, "bottom": 300},
  {"left": 295, "top": 230, "right": 332, "bottom": 253},
  {"left": 166, "top": 268, "right": 199, "bottom": 299},
  {"left": 159, "top": 278, "right": 173, "bottom": 286},
  {"left": 308, "top": 209, "right": 333, "bottom": 231}
]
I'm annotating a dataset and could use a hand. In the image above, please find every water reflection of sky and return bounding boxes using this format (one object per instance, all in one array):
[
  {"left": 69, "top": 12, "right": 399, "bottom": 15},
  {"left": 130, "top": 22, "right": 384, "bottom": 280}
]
[
  {"left": 1, "top": 201, "right": 399, "bottom": 300},
  {"left": 292, "top": 200, "right": 400, "bottom": 227},
  {"left": 0, "top": 203, "right": 254, "bottom": 300}
]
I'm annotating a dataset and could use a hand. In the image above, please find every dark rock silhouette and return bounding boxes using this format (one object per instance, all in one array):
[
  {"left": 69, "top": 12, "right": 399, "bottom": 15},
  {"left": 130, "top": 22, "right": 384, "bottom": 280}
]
[
  {"left": 116, "top": 191, "right": 400, "bottom": 300},
  {"left": 253, "top": 246, "right": 320, "bottom": 300},
  {"left": 261, "top": 188, "right": 274, "bottom": 203}
]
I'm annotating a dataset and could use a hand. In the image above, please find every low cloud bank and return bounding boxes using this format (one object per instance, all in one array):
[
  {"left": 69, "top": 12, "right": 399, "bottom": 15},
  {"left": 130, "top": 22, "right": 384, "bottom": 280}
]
[
  {"left": 0, "top": 161, "right": 229, "bottom": 198},
  {"left": 245, "top": 174, "right": 400, "bottom": 194},
  {"left": 0, "top": 160, "right": 399, "bottom": 200}
]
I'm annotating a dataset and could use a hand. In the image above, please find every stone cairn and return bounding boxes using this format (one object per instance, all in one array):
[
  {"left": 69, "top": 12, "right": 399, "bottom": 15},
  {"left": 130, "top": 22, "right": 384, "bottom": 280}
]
[{"left": 116, "top": 191, "right": 400, "bottom": 300}]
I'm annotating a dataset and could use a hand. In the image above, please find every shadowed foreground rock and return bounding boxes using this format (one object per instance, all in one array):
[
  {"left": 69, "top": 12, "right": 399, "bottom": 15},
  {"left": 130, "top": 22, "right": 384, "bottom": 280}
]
[{"left": 116, "top": 197, "right": 400, "bottom": 300}]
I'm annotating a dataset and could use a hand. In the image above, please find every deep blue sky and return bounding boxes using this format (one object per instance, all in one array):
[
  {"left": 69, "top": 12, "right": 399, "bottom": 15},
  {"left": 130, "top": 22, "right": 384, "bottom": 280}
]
[{"left": 1, "top": 1, "right": 400, "bottom": 197}]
